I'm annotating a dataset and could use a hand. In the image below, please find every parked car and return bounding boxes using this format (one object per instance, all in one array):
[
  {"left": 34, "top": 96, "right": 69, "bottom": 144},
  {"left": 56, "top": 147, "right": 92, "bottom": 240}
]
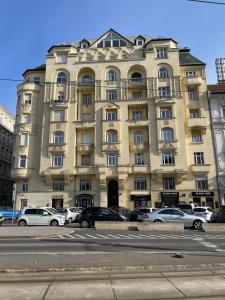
[
  {"left": 0, "top": 214, "right": 4, "bottom": 225},
  {"left": 0, "top": 206, "right": 20, "bottom": 219},
  {"left": 129, "top": 210, "right": 139, "bottom": 221},
  {"left": 145, "top": 208, "right": 206, "bottom": 230},
  {"left": 17, "top": 207, "right": 67, "bottom": 226},
  {"left": 193, "top": 207, "right": 214, "bottom": 222},
  {"left": 177, "top": 203, "right": 198, "bottom": 214},
  {"left": 137, "top": 208, "right": 157, "bottom": 222},
  {"left": 210, "top": 206, "right": 225, "bottom": 223},
  {"left": 108, "top": 206, "right": 131, "bottom": 220},
  {"left": 56, "top": 207, "right": 83, "bottom": 223},
  {"left": 78, "top": 207, "right": 126, "bottom": 228}
]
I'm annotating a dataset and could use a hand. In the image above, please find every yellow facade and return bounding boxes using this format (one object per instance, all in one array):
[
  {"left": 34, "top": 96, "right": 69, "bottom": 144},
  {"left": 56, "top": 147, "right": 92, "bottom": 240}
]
[{"left": 12, "top": 29, "right": 219, "bottom": 210}]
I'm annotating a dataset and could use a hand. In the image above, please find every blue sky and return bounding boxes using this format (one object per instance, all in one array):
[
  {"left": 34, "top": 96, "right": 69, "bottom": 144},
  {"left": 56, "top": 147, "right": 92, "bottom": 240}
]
[{"left": 0, "top": 0, "right": 225, "bottom": 115}]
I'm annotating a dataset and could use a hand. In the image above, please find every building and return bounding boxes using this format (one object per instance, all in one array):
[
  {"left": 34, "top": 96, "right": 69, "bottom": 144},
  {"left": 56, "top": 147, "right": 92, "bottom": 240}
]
[
  {"left": 12, "top": 28, "right": 219, "bottom": 210},
  {"left": 208, "top": 79, "right": 225, "bottom": 205},
  {"left": 216, "top": 58, "right": 225, "bottom": 84},
  {"left": 0, "top": 105, "right": 15, "bottom": 206}
]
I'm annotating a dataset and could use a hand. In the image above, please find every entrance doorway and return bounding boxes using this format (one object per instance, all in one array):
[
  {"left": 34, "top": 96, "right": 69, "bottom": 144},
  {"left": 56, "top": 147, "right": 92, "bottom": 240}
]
[
  {"left": 108, "top": 180, "right": 119, "bottom": 207},
  {"left": 52, "top": 198, "right": 63, "bottom": 209}
]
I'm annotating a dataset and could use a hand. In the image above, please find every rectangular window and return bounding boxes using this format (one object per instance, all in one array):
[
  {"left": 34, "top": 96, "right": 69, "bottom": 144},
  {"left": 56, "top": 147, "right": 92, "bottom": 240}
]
[
  {"left": 21, "top": 114, "right": 30, "bottom": 123},
  {"left": 188, "top": 88, "right": 199, "bottom": 100},
  {"left": 53, "top": 110, "right": 64, "bottom": 122},
  {"left": 163, "top": 177, "right": 175, "bottom": 189},
  {"left": 135, "top": 153, "right": 144, "bottom": 165},
  {"left": 158, "top": 87, "right": 171, "bottom": 98},
  {"left": 53, "top": 181, "right": 64, "bottom": 191},
  {"left": 132, "top": 92, "right": 142, "bottom": 99},
  {"left": 132, "top": 111, "right": 142, "bottom": 120},
  {"left": 190, "top": 110, "right": 200, "bottom": 118},
  {"left": 82, "top": 132, "right": 91, "bottom": 144},
  {"left": 162, "top": 151, "right": 175, "bottom": 165},
  {"left": 195, "top": 178, "right": 208, "bottom": 190},
  {"left": 194, "top": 152, "right": 204, "bottom": 165},
  {"left": 160, "top": 107, "right": 172, "bottom": 118},
  {"left": 19, "top": 155, "right": 27, "bottom": 168},
  {"left": 106, "top": 153, "right": 118, "bottom": 166},
  {"left": 22, "top": 181, "right": 28, "bottom": 192},
  {"left": 24, "top": 94, "right": 32, "bottom": 104},
  {"left": 185, "top": 71, "right": 196, "bottom": 77},
  {"left": 106, "top": 110, "right": 117, "bottom": 120},
  {"left": 52, "top": 154, "right": 63, "bottom": 167},
  {"left": 134, "top": 132, "right": 143, "bottom": 144},
  {"left": 81, "top": 155, "right": 91, "bottom": 166},
  {"left": 82, "top": 94, "right": 92, "bottom": 105},
  {"left": 157, "top": 48, "right": 168, "bottom": 59},
  {"left": 80, "top": 179, "right": 91, "bottom": 190},
  {"left": 20, "top": 133, "right": 28, "bottom": 146},
  {"left": 134, "top": 179, "right": 146, "bottom": 190},
  {"left": 33, "top": 77, "right": 40, "bottom": 83},
  {"left": 106, "top": 90, "right": 117, "bottom": 101},
  {"left": 192, "top": 133, "right": 202, "bottom": 143}
]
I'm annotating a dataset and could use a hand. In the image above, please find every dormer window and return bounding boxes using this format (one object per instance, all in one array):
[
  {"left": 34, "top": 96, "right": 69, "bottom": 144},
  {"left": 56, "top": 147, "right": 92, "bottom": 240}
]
[
  {"left": 81, "top": 42, "right": 88, "bottom": 49},
  {"left": 136, "top": 39, "right": 144, "bottom": 46},
  {"left": 97, "top": 33, "right": 127, "bottom": 48}
]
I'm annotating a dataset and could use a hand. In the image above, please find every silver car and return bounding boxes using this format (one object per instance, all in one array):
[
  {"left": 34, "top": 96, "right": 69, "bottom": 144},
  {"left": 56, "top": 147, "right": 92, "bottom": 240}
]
[
  {"left": 146, "top": 208, "right": 206, "bottom": 230},
  {"left": 17, "top": 207, "right": 66, "bottom": 226}
]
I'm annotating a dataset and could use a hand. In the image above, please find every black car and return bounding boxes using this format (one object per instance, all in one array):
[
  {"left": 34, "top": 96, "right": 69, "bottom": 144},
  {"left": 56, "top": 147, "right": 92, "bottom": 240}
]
[{"left": 78, "top": 207, "right": 126, "bottom": 228}]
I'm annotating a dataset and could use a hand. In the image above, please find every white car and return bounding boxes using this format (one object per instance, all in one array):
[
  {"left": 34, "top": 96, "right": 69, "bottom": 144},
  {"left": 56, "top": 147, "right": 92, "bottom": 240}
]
[
  {"left": 137, "top": 208, "right": 157, "bottom": 222},
  {"left": 193, "top": 207, "right": 214, "bottom": 222},
  {"left": 17, "top": 207, "right": 66, "bottom": 226},
  {"left": 58, "top": 207, "right": 83, "bottom": 223}
]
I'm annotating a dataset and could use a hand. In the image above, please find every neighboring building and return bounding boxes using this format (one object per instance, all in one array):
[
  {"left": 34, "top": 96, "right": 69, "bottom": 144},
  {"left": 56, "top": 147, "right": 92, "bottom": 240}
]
[
  {"left": 208, "top": 82, "right": 225, "bottom": 205},
  {"left": 12, "top": 28, "right": 218, "bottom": 210},
  {"left": 0, "top": 105, "right": 15, "bottom": 206},
  {"left": 216, "top": 58, "right": 225, "bottom": 84}
]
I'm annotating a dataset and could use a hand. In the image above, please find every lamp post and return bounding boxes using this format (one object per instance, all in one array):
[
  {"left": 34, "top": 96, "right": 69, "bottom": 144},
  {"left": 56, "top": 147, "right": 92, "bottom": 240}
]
[{"left": 12, "top": 183, "right": 16, "bottom": 224}]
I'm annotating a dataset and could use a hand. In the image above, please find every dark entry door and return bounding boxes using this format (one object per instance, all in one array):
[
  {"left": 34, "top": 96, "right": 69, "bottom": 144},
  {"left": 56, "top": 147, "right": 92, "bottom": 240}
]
[{"left": 108, "top": 180, "right": 119, "bottom": 207}]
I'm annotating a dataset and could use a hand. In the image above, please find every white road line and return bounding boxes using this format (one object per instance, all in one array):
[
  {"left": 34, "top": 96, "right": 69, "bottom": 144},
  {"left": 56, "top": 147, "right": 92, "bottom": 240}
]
[
  {"left": 106, "top": 234, "right": 120, "bottom": 239},
  {"left": 95, "top": 234, "right": 109, "bottom": 239},
  {"left": 137, "top": 234, "right": 152, "bottom": 238},
  {"left": 85, "top": 234, "right": 97, "bottom": 238},
  {"left": 57, "top": 235, "right": 65, "bottom": 239},
  {"left": 128, "top": 234, "right": 142, "bottom": 238},
  {"left": 74, "top": 234, "right": 86, "bottom": 239},
  {"left": 65, "top": 234, "right": 75, "bottom": 239},
  {"left": 117, "top": 234, "right": 131, "bottom": 238}
]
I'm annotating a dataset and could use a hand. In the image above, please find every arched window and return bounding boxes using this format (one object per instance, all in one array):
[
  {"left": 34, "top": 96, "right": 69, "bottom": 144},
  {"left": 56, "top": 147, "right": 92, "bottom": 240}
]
[
  {"left": 57, "top": 72, "right": 67, "bottom": 83},
  {"left": 134, "top": 131, "right": 143, "bottom": 144},
  {"left": 131, "top": 72, "right": 142, "bottom": 83},
  {"left": 158, "top": 67, "right": 169, "bottom": 78},
  {"left": 82, "top": 75, "right": 92, "bottom": 82},
  {"left": 53, "top": 131, "right": 64, "bottom": 144},
  {"left": 57, "top": 91, "right": 64, "bottom": 101},
  {"left": 106, "top": 130, "right": 118, "bottom": 143},
  {"left": 161, "top": 128, "right": 174, "bottom": 141},
  {"left": 107, "top": 70, "right": 117, "bottom": 81}
]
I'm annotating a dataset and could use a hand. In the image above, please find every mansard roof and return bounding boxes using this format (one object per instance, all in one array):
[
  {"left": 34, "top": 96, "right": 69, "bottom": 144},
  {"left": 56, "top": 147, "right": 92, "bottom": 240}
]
[
  {"left": 179, "top": 48, "right": 205, "bottom": 66},
  {"left": 23, "top": 64, "right": 46, "bottom": 77}
]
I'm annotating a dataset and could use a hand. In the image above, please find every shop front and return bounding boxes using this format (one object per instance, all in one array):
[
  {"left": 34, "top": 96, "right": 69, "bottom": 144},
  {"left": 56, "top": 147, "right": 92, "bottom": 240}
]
[
  {"left": 75, "top": 194, "right": 94, "bottom": 208},
  {"left": 130, "top": 195, "right": 151, "bottom": 208},
  {"left": 160, "top": 192, "right": 179, "bottom": 207},
  {"left": 192, "top": 192, "right": 216, "bottom": 209}
]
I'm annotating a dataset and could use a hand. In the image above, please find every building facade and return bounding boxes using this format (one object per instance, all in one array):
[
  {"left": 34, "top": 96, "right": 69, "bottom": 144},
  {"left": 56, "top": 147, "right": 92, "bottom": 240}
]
[
  {"left": 0, "top": 105, "right": 15, "bottom": 206},
  {"left": 216, "top": 58, "right": 225, "bottom": 84},
  {"left": 208, "top": 82, "right": 225, "bottom": 206},
  {"left": 12, "top": 29, "right": 219, "bottom": 210}
]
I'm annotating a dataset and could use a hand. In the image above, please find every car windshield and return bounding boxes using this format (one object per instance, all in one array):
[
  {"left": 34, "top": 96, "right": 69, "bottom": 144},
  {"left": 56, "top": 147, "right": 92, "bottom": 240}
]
[{"left": 46, "top": 208, "right": 58, "bottom": 214}]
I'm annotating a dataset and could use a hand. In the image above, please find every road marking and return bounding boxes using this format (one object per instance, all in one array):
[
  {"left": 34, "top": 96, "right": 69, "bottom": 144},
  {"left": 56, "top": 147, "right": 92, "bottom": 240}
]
[
  {"left": 85, "top": 234, "right": 97, "bottom": 239},
  {"left": 74, "top": 234, "right": 86, "bottom": 239},
  {"left": 106, "top": 234, "right": 120, "bottom": 239},
  {"left": 65, "top": 234, "right": 75, "bottom": 239},
  {"left": 95, "top": 234, "right": 109, "bottom": 239},
  {"left": 117, "top": 234, "right": 132, "bottom": 238},
  {"left": 128, "top": 234, "right": 142, "bottom": 238},
  {"left": 57, "top": 235, "right": 65, "bottom": 239}
]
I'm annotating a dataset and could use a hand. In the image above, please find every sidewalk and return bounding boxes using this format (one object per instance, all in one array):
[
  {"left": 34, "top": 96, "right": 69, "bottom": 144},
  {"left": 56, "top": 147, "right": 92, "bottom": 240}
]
[{"left": 1, "top": 270, "right": 225, "bottom": 299}]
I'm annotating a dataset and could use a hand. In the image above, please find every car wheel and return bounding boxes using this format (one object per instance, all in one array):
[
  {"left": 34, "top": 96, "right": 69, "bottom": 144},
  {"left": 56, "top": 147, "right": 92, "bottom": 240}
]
[
  {"left": 154, "top": 219, "right": 162, "bottom": 223},
  {"left": 193, "top": 219, "right": 203, "bottom": 230},
  {"left": 50, "top": 220, "right": 59, "bottom": 226},
  {"left": 81, "top": 220, "right": 90, "bottom": 228},
  {"left": 18, "top": 220, "right": 27, "bottom": 226},
  {"left": 68, "top": 217, "right": 73, "bottom": 224}
]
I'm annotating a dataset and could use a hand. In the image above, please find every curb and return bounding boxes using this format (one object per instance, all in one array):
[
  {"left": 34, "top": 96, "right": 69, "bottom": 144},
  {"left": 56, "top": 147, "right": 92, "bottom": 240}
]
[{"left": 1, "top": 263, "right": 225, "bottom": 278}]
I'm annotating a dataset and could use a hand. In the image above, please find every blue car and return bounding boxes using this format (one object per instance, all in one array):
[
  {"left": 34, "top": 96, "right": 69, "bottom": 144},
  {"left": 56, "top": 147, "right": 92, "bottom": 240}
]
[{"left": 0, "top": 206, "right": 21, "bottom": 219}]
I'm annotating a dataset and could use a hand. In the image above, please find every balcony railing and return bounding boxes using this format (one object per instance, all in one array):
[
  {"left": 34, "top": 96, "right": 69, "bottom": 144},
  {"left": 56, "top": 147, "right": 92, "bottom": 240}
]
[
  {"left": 77, "top": 80, "right": 95, "bottom": 87},
  {"left": 128, "top": 78, "right": 147, "bottom": 85}
]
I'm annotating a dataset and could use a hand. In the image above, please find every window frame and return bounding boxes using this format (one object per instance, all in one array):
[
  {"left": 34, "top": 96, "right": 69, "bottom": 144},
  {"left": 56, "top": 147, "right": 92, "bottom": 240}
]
[
  {"left": 163, "top": 177, "right": 175, "bottom": 190},
  {"left": 162, "top": 151, "right": 175, "bottom": 165},
  {"left": 52, "top": 153, "right": 64, "bottom": 167},
  {"left": 106, "top": 152, "right": 118, "bottom": 166},
  {"left": 134, "top": 178, "right": 147, "bottom": 190},
  {"left": 194, "top": 152, "right": 205, "bottom": 165},
  {"left": 80, "top": 179, "right": 92, "bottom": 191}
]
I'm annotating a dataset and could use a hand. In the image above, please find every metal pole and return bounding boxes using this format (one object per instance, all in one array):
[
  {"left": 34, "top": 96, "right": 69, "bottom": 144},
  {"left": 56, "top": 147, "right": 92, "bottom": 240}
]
[{"left": 12, "top": 183, "right": 16, "bottom": 224}]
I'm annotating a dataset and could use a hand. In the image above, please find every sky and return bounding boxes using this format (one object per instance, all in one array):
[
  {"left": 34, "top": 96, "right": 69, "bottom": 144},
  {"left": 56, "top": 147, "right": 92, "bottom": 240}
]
[{"left": 0, "top": 0, "right": 225, "bottom": 116}]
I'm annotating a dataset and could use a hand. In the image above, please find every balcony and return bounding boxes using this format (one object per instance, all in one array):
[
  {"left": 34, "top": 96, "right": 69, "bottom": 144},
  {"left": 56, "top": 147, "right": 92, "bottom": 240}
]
[
  {"left": 188, "top": 117, "right": 207, "bottom": 129},
  {"left": 128, "top": 78, "right": 147, "bottom": 88},
  {"left": 48, "top": 144, "right": 66, "bottom": 153},
  {"left": 127, "top": 118, "right": 149, "bottom": 127},
  {"left": 129, "top": 142, "right": 148, "bottom": 152},
  {"left": 17, "top": 82, "right": 41, "bottom": 93},
  {"left": 77, "top": 80, "right": 95, "bottom": 90},
  {"left": 129, "top": 165, "right": 150, "bottom": 173},
  {"left": 155, "top": 96, "right": 175, "bottom": 105},
  {"left": 11, "top": 168, "right": 32, "bottom": 179},
  {"left": 183, "top": 76, "right": 202, "bottom": 86},
  {"left": 191, "top": 164, "right": 210, "bottom": 175},
  {"left": 49, "top": 99, "right": 68, "bottom": 108},
  {"left": 103, "top": 142, "right": 120, "bottom": 152},
  {"left": 77, "top": 143, "right": 94, "bottom": 153},
  {"left": 74, "top": 119, "right": 96, "bottom": 128}
]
